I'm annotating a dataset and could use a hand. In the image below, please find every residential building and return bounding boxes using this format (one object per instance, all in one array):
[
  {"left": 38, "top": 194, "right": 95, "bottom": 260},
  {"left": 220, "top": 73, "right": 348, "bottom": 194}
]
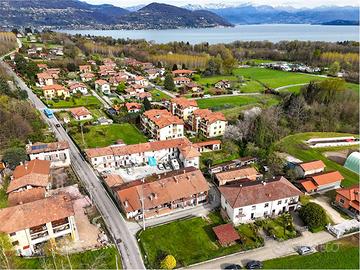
[
  {"left": 335, "top": 185, "right": 359, "bottom": 215},
  {"left": 0, "top": 195, "right": 78, "bottom": 256},
  {"left": 7, "top": 160, "right": 51, "bottom": 195},
  {"left": 114, "top": 167, "right": 209, "bottom": 219},
  {"left": 145, "top": 69, "right": 160, "bottom": 80},
  {"left": 125, "top": 102, "right": 142, "bottom": 113},
  {"left": 37, "top": 72, "right": 53, "bottom": 86},
  {"left": 41, "top": 84, "right": 70, "bottom": 99},
  {"left": 68, "top": 82, "right": 88, "bottom": 95},
  {"left": 26, "top": 141, "right": 70, "bottom": 168},
  {"left": 298, "top": 171, "right": 343, "bottom": 194},
  {"left": 220, "top": 177, "right": 302, "bottom": 224},
  {"left": 79, "top": 65, "right": 91, "bottom": 73},
  {"left": 80, "top": 72, "right": 95, "bottom": 82},
  {"left": 193, "top": 140, "right": 222, "bottom": 152},
  {"left": 46, "top": 69, "right": 60, "bottom": 79},
  {"left": 95, "top": 79, "right": 111, "bottom": 95},
  {"left": 174, "top": 77, "right": 191, "bottom": 86},
  {"left": 215, "top": 80, "right": 231, "bottom": 89},
  {"left": 184, "top": 82, "right": 201, "bottom": 92},
  {"left": 134, "top": 76, "right": 149, "bottom": 87},
  {"left": 141, "top": 109, "right": 184, "bottom": 141},
  {"left": 8, "top": 187, "right": 46, "bottom": 206},
  {"left": 70, "top": 107, "right": 92, "bottom": 121},
  {"left": 136, "top": 91, "right": 152, "bottom": 101},
  {"left": 85, "top": 137, "right": 200, "bottom": 172},
  {"left": 296, "top": 160, "right": 325, "bottom": 177},
  {"left": 189, "top": 109, "right": 227, "bottom": 138},
  {"left": 215, "top": 167, "right": 263, "bottom": 186},
  {"left": 172, "top": 69, "right": 194, "bottom": 77},
  {"left": 170, "top": 97, "right": 199, "bottom": 121}
]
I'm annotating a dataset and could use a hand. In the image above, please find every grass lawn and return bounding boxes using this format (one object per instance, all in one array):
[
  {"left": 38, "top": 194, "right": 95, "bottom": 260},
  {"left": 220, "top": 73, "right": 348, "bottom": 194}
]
[
  {"left": 263, "top": 235, "right": 359, "bottom": 269},
  {"left": 45, "top": 96, "right": 102, "bottom": 109},
  {"left": 71, "top": 123, "right": 147, "bottom": 149},
  {"left": 200, "top": 149, "right": 240, "bottom": 169},
  {"left": 150, "top": 89, "right": 172, "bottom": 101},
  {"left": 257, "top": 215, "right": 297, "bottom": 240},
  {"left": 138, "top": 212, "right": 263, "bottom": 268},
  {"left": 0, "top": 188, "right": 8, "bottom": 209},
  {"left": 14, "top": 246, "right": 121, "bottom": 269},
  {"left": 276, "top": 132, "right": 359, "bottom": 187},
  {"left": 278, "top": 85, "right": 304, "bottom": 94},
  {"left": 236, "top": 224, "right": 264, "bottom": 249},
  {"left": 89, "top": 108, "right": 107, "bottom": 119}
]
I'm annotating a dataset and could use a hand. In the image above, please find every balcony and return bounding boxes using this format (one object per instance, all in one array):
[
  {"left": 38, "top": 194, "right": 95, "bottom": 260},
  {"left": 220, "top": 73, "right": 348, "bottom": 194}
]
[{"left": 30, "top": 224, "right": 47, "bottom": 234}]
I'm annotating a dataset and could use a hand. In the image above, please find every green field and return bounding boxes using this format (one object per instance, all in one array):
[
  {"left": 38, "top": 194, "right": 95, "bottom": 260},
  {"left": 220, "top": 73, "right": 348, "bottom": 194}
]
[
  {"left": 45, "top": 96, "right": 102, "bottom": 108},
  {"left": 276, "top": 132, "right": 359, "bottom": 187},
  {"left": 71, "top": 123, "right": 147, "bottom": 149},
  {"left": 263, "top": 236, "right": 359, "bottom": 269},
  {"left": 150, "top": 89, "right": 172, "bottom": 101},
  {"left": 197, "top": 95, "right": 279, "bottom": 109},
  {"left": 14, "top": 246, "right": 121, "bottom": 269},
  {"left": 139, "top": 212, "right": 263, "bottom": 268}
]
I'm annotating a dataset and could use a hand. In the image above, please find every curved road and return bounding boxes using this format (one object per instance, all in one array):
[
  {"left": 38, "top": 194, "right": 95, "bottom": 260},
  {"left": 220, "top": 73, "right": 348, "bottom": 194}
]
[{"left": 0, "top": 60, "right": 145, "bottom": 270}]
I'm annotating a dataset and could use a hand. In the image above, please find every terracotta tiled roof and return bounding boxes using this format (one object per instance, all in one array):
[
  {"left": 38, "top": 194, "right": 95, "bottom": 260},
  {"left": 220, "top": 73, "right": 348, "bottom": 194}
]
[
  {"left": 42, "top": 84, "right": 68, "bottom": 92},
  {"left": 125, "top": 102, "right": 142, "bottom": 111},
  {"left": 336, "top": 185, "right": 359, "bottom": 202},
  {"left": 70, "top": 107, "right": 91, "bottom": 118},
  {"left": 68, "top": 82, "right": 87, "bottom": 90},
  {"left": 143, "top": 109, "right": 184, "bottom": 128},
  {"left": 193, "top": 140, "right": 221, "bottom": 148},
  {"left": 299, "top": 179, "right": 317, "bottom": 192},
  {"left": 81, "top": 73, "right": 95, "bottom": 78},
  {"left": 310, "top": 171, "right": 344, "bottom": 186},
  {"left": 0, "top": 195, "right": 74, "bottom": 233},
  {"left": 171, "top": 97, "right": 198, "bottom": 108},
  {"left": 193, "top": 109, "right": 226, "bottom": 124},
  {"left": 95, "top": 79, "right": 108, "bottom": 85},
  {"left": 8, "top": 187, "right": 46, "bottom": 206},
  {"left": 79, "top": 65, "right": 91, "bottom": 71},
  {"left": 215, "top": 167, "right": 261, "bottom": 184},
  {"left": 174, "top": 77, "right": 191, "bottom": 82},
  {"left": 172, "top": 69, "right": 194, "bottom": 75},
  {"left": 179, "top": 145, "right": 201, "bottom": 158},
  {"left": 219, "top": 177, "right": 302, "bottom": 208},
  {"left": 212, "top": 223, "right": 240, "bottom": 246},
  {"left": 299, "top": 160, "right": 325, "bottom": 172},
  {"left": 37, "top": 72, "right": 52, "bottom": 79},
  {"left": 104, "top": 174, "right": 124, "bottom": 188},
  {"left": 115, "top": 167, "right": 209, "bottom": 212},
  {"left": 26, "top": 141, "right": 69, "bottom": 154},
  {"left": 136, "top": 92, "right": 151, "bottom": 99}
]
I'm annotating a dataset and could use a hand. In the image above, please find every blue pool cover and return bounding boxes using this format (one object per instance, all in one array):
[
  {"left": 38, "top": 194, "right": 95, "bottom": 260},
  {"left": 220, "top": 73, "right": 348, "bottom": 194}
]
[{"left": 148, "top": 156, "right": 157, "bottom": 166}]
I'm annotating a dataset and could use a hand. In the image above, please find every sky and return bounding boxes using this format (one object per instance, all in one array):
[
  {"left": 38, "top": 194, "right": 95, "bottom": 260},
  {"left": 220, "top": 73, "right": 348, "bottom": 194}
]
[{"left": 83, "top": 0, "right": 359, "bottom": 8}]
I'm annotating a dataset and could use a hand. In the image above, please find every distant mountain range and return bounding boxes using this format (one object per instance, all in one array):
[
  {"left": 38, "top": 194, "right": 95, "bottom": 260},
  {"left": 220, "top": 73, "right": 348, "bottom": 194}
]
[{"left": 0, "top": 0, "right": 232, "bottom": 30}]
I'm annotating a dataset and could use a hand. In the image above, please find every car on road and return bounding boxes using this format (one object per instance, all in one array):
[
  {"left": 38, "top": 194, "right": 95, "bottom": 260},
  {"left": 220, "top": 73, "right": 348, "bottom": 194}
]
[
  {"left": 297, "top": 246, "right": 314, "bottom": 255},
  {"left": 203, "top": 94, "right": 211, "bottom": 98},
  {"left": 246, "top": 261, "right": 263, "bottom": 269},
  {"left": 157, "top": 163, "right": 165, "bottom": 170},
  {"left": 55, "top": 123, "right": 61, "bottom": 128},
  {"left": 225, "top": 264, "right": 242, "bottom": 269}
]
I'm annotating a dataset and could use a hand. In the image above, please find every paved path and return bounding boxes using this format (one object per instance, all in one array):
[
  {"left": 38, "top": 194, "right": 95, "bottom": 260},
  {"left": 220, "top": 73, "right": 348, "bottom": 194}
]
[
  {"left": 0, "top": 60, "right": 145, "bottom": 270},
  {"left": 274, "top": 83, "right": 309, "bottom": 91},
  {"left": 187, "top": 231, "right": 334, "bottom": 269},
  {"left": 192, "top": 92, "right": 261, "bottom": 100},
  {"left": 311, "top": 196, "right": 347, "bottom": 224},
  {"left": 90, "top": 89, "right": 111, "bottom": 109},
  {"left": 149, "top": 82, "right": 176, "bottom": 98}
]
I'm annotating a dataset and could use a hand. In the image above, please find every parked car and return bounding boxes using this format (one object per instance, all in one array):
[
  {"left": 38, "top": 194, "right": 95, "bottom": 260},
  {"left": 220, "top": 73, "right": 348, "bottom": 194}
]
[
  {"left": 157, "top": 163, "right": 164, "bottom": 170},
  {"left": 246, "top": 261, "right": 263, "bottom": 269},
  {"left": 164, "top": 163, "right": 171, "bottom": 170},
  {"left": 225, "top": 264, "right": 242, "bottom": 269},
  {"left": 297, "top": 246, "right": 314, "bottom": 255},
  {"left": 171, "top": 159, "right": 180, "bottom": 170}
]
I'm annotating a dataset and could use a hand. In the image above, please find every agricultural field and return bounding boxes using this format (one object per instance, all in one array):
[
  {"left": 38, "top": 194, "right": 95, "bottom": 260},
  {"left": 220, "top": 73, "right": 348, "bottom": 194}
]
[
  {"left": 276, "top": 132, "right": 359, "bottom": 187},
  {"left": 45, "top": 95, "right": 102, "bottom": 108},
  {"left": 71, "top": 123, "right": 147, "bottom": 149}
]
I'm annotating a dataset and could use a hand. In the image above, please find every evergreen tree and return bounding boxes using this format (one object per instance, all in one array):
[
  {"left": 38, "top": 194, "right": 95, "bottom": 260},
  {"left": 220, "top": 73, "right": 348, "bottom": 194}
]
[{"left": 164, "top": 74, "right": 175, "bottom": 91}]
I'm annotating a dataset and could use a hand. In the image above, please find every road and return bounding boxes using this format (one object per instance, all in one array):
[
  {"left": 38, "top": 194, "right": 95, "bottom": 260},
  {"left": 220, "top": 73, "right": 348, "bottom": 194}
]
[
  {"left": 274, "top": 83, "right": 309, "bottom": 92},
  {"left": 187, "top": 231, "right": 335, "bottom": 269},
  {"left": 0, "top": 60, "right": 145, "bottom": 270}
]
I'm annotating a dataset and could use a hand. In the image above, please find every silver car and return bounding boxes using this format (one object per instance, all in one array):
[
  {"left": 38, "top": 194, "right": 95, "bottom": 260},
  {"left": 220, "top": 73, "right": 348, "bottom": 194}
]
[{"left": 297, "top": 246, "right": 314, "bottom": 255}]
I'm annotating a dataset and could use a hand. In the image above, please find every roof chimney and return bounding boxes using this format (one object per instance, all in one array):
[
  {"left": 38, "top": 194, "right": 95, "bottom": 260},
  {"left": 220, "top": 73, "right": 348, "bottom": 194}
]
[{"left": 124, "top": 200, "right": 128, "bottom": 207}]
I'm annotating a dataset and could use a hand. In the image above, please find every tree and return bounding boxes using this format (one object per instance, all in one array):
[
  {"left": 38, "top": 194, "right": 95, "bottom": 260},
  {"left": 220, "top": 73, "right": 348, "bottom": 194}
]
[
  {"left": 172, "top": 64, "right": 178, "bottom": 71},
  {"left": 279, "top": 213, "right": 293, "bottom": 235},
  {"left": 3, "top": 147, "right": 27, "bottom": 169},
  {"left": 0, "top": 233, "right": 16, "bottom": 269},
  {"left": 299, "top": 202, "right": 327, "bottom": 230},
  {"left": 143, "top": 97, "right": 152, "bottom": 111},
  {"left": 66, "top": 62, "right": 77, "bottom": 72},
  {"left": 160, "top": 255, "right": 176, "bottom": 270},
  {"left": 116, "top": 82, "right": 126, "bottom": 93},
  {"left": 164, "top": 74, "right": 175, "bottom": 91},
  {"left": 328, "top": 61, "right": 340, "bottom": 76}
]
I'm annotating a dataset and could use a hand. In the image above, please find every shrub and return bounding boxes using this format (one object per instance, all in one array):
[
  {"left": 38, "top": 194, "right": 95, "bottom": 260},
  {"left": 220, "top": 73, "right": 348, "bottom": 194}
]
[
  {"left": 299, "top": 202, "right": 327, "bottom": 230},
  {"left": 160, "top": 255, "right": 176, "bottom": 270}
]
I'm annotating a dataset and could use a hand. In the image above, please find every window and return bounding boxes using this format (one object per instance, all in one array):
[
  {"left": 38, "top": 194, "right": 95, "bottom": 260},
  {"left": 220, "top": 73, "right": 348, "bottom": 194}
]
[
  {"left": 238, "top": 208, "right": 243, "bottom": 214},
  {"left": 339, "top": 198, "right": 345, "bottom": 204},
  {"left": 12, "top": 241, "right": 19, "bottom": 246},
  {"left": 264, "top": 203, "right": 269, "bottom": 208},
  {"left": 277, "top": 200, "right": 282, "bottom": 205},
  {"left": 285, "top": 199, "right": 288, "bottom": 203},
  {"left": 251, "top": 205, "right": 256, "bottom": 210},
  {"left": 9, "top": 232, "right": 16, "bottom": 237}
]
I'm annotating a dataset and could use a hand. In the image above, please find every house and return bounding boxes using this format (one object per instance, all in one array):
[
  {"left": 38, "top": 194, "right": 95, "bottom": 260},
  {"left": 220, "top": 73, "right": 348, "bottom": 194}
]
[
  {"left": 215, "top": 80, "right": 231, "bottom": 89},
  {"left": 170, "top": 97, "right": 199, "bottom": 121},
  {"left": 184, "top": 82, "right": 201, "bottom": 92},
  {"left": 8, "top": 187, "right": 46, "bottom": 207},
  {"left": 193, "top": 140, "right": 222, "bottom": 152},
  {"left": 145, "top": 69, "right": 160, "bottom": 80},
  {"left": 220, "top": 177, "right": 302, "bottom": 224},
  {"left": 80, "top": 72, "right": 95, "bottom": 82},
  {"left": 26, "top": 141, "right": 70, "bottom": 168},
  {"left": 125, "top": 87, "right": 137, "bottom": 97},
  {"left": 7, "top": 160, "right": 51, "bottom": 195},
  {"left": 97, "top": 117, "right": 113, "bottom": 126},
  {"left": 85, "top": 137, "right": 200, "bottom": 172},
  {"left": 141, "top": 109, "right": 184, "bottom": 141},
  {"left": 41, "top": 84, "right": 70, "bottom": 99},
  {"left": 212, "top": 224, "right": 240, "bottom": 246},
  {"left": 189, "top": 109, "right": 227, "bottom": 138},
  {"left": 68, "top": 82, "right": 88, "bottom": 95},
  {"left": 125, "top": 102, "right": 142, "bottom": 113},
  {"left": 215, "top": 167, "right": 263, "bottom": 186},
  {"left": 70, "top": 107, "right": 92, "bottom": 121},
  {"left": 0, "top": 195, "right": 78, "bottom": 256},
  {"left": 103, "top": 58, "right": 116, "bottom": 68},
  {"left": 37, "top": 64, "right": 48, "bottom": 71},
  {"left": 298, "top": 171, "right": 343, "bottom": 194},
  {"left": 174, "top": 77, "right": 191, "bottom": 86},
  {"left": 131, "top": 83, "right": 145, "bottom": 93},
  {"left": 296, "top": 160, "right": 325, "bottom": 177},
  {"left": 46, "top": 68, "right": 60, "bottom": 79},
  {"left": 335, "top": 185, "right": 359, "bottom": 215},
  {"left": 109, "top": 73, "right": 127, "bottom": 86},
  {"left": 37, "top": 72, "right": 53, "bottom": 86},
  {"left": 95, "top": 79, "right": 111, "bottom": 95},
  {"left": 209, "top": 157, "right": 257, "bottom": 175},
  {"left": 136, "top": 91, "right": 152, "bottom": 101},
  {"left": 99, "top": 65, "right": 116, "bottom": 76},
  {"left": 79, "top": 65, "right": 91, "bottom": 73},
  {"left": 172, "top": 69, "right": 194, "bottom": 77},
  {"left": 134, "top": 76, "right": 149, "bottom": 87},
  {"left": 113, "top": 167, "right": 209, "bottom": 220}
]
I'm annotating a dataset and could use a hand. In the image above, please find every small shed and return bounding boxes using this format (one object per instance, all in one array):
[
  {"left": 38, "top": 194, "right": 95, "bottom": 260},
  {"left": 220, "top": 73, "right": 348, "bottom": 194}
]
[{"left": 212, "top": 223, "right": 240, "bottom": 246}]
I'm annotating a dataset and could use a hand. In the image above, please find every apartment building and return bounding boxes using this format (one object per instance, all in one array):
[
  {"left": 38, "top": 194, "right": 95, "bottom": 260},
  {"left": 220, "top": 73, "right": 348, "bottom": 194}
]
[
  {"left": 220, "top": 177, "right": 302, "bottom": 224},
  {"left": 0, "top": 195, "right": 78, "bottom": 256},
  {"left": 189, "top": 109, "right": 227, "bottom": 138},
  {"left": 95, "top": 79, "right": 111, "bottom": 95},
  {"left": 26, "top": 141, "right": 70, "bottom": 168},
  {"left": 170, "top": 97, "right": 199, "bottom": 121},
  {"left": 141, "top": 109, "right": 184, "bottom": 141},
  {"left": 85, "top": 138, "right": 200, "bottom": 172}
]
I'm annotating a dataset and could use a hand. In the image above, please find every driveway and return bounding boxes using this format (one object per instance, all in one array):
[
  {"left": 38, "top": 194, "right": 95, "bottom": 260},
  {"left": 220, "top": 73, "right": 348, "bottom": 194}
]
[{"left": 311, "top": 196, "right": 347, "bottom": 224}]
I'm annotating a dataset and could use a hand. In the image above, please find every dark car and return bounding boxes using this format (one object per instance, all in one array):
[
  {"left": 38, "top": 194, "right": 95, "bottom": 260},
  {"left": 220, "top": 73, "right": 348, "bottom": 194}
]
[
  {"left": 246, "top": 261, "right": 263, "bottom": 269},
  {"left": 55, "top": 123, "right": 61, "bottom": 128},
  {"left": 225, "top": 264, "right": 242, "bottom": 270}
]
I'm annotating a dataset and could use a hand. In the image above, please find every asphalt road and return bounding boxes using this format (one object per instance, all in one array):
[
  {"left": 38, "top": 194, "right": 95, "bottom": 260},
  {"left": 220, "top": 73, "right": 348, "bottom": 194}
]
[{"left": 0, "top": 60, "right": 145, "bottom": 270}]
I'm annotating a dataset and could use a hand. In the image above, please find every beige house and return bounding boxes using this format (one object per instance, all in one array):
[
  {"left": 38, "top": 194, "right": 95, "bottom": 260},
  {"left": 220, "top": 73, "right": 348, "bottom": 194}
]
[
  {"left": 41, "top": 84, "right": 70, "bottom": 99},
  {"left": 189, "top": 109, "right": 227, "bottom": 138},
  {"left": 215, "top": 166, "right": 263, "bottom": 186},
  {"left": 37, "top": 72, "right": 54, "bottom": 86},
  {"left": 170, "top": 97, "right": 199, "bottom": 121}
]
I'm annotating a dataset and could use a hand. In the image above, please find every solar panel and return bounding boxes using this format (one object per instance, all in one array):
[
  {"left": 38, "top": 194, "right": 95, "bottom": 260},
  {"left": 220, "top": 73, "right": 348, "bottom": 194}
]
[{"left": 31, "top": 144, "right": 48, "bottom": 150}]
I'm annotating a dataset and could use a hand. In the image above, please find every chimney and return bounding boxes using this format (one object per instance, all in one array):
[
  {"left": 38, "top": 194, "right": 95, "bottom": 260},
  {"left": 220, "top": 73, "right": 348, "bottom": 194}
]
[
  {"left": 124, "top": 200, "right": 128, "bottom": 207},
  {"left": 174, "top": 176, "right": 178, "bottom": 183}
]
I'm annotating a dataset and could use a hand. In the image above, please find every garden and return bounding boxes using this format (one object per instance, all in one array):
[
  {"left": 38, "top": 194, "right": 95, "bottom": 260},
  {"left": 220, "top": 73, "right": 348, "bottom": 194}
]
[{"left": 45, "top": 95, "right": 102, "bottom": 108}]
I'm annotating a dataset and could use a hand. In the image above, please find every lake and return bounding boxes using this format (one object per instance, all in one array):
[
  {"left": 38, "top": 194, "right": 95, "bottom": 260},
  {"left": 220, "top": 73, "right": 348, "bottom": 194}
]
[{"left": 60, "top": 24, "right": 359, "bottom": 44}]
